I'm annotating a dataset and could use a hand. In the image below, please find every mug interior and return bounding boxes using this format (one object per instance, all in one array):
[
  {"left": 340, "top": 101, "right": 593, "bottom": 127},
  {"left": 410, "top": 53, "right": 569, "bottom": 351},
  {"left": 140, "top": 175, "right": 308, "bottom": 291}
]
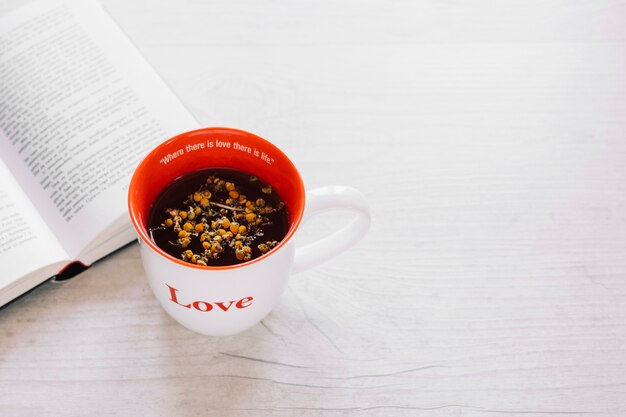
[{"left": 128, "top": 127, "right": 305, "bottom": 269}]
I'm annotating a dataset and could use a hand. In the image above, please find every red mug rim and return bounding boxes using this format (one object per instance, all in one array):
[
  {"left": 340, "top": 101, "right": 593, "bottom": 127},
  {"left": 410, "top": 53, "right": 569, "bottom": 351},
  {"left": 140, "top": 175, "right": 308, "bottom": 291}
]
[{"left": 128, "top": 127, "right": 305, "bottom": 270}]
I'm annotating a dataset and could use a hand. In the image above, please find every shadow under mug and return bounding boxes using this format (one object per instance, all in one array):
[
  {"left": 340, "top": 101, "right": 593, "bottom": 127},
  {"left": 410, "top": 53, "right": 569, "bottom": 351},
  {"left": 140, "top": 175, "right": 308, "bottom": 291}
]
[{"left": 128, "top": 127, "right": 370, "bottom": 336}]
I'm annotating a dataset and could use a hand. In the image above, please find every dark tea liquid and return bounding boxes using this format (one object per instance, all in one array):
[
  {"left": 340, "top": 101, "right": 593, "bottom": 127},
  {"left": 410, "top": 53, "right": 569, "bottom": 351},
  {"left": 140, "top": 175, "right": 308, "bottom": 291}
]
[{"left": 148, "top": 168, "right": 289, "bottom": 266}]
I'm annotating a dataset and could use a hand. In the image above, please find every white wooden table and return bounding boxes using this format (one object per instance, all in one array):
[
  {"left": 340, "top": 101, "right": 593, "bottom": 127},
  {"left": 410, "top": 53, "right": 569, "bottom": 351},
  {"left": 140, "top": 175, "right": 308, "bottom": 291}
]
[{"left": 1, "top": 1, "right": 625, "bottom": 415}]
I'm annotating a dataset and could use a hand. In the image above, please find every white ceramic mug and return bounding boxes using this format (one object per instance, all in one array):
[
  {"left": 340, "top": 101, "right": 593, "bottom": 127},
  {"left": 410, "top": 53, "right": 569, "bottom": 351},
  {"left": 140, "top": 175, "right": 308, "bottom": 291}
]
[{"left": 128, "top": 127, "right": 370, "bottom": 336}]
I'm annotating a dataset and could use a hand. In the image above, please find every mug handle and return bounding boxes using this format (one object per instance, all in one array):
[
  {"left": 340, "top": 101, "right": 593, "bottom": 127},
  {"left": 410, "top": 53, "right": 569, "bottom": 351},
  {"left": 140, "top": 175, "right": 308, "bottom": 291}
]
[{"left": 292, "top": 186, "right": 371, "bottom": 274}]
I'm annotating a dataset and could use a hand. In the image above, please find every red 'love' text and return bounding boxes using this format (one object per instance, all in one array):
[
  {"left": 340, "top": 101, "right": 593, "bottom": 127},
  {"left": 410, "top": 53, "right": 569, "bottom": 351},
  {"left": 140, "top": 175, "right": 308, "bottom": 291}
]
[{"left": 167, "top": 284, "right": 254, "bottom": 312}]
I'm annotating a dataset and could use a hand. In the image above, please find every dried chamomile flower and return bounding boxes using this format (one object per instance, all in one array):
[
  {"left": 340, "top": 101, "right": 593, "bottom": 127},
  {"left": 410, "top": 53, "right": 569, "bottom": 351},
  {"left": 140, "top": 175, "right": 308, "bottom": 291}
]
[{"left": 242, "top": 246, "right": 252, "bottom": 261}]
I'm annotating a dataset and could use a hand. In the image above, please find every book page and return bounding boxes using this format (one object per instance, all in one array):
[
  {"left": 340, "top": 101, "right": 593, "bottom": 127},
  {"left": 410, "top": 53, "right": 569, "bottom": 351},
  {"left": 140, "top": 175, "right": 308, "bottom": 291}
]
[
  {"left": 0, "top": 156, "right": 67, "bottom": 290},
  {"left": 0, "top": 0, "right": 199, "bottom": 258}
]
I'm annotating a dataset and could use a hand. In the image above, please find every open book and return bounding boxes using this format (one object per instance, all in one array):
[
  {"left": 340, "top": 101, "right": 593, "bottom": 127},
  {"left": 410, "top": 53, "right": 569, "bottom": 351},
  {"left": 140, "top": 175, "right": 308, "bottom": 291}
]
[{"left": 0, "top": 0, "right": 199, "bottom": 307}]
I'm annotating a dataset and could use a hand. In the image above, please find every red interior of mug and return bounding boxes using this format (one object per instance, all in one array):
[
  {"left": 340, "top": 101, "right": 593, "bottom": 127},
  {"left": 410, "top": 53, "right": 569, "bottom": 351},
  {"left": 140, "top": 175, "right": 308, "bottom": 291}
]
[{"left": 128, "top": 127, "right": 306, "bottom": 269}]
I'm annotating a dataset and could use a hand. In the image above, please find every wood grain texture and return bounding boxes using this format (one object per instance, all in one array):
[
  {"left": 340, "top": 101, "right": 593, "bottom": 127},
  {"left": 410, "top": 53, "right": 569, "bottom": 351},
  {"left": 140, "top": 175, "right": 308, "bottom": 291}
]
[{"left": 1, "top": 0, "right": 626, "bottom": 416}]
